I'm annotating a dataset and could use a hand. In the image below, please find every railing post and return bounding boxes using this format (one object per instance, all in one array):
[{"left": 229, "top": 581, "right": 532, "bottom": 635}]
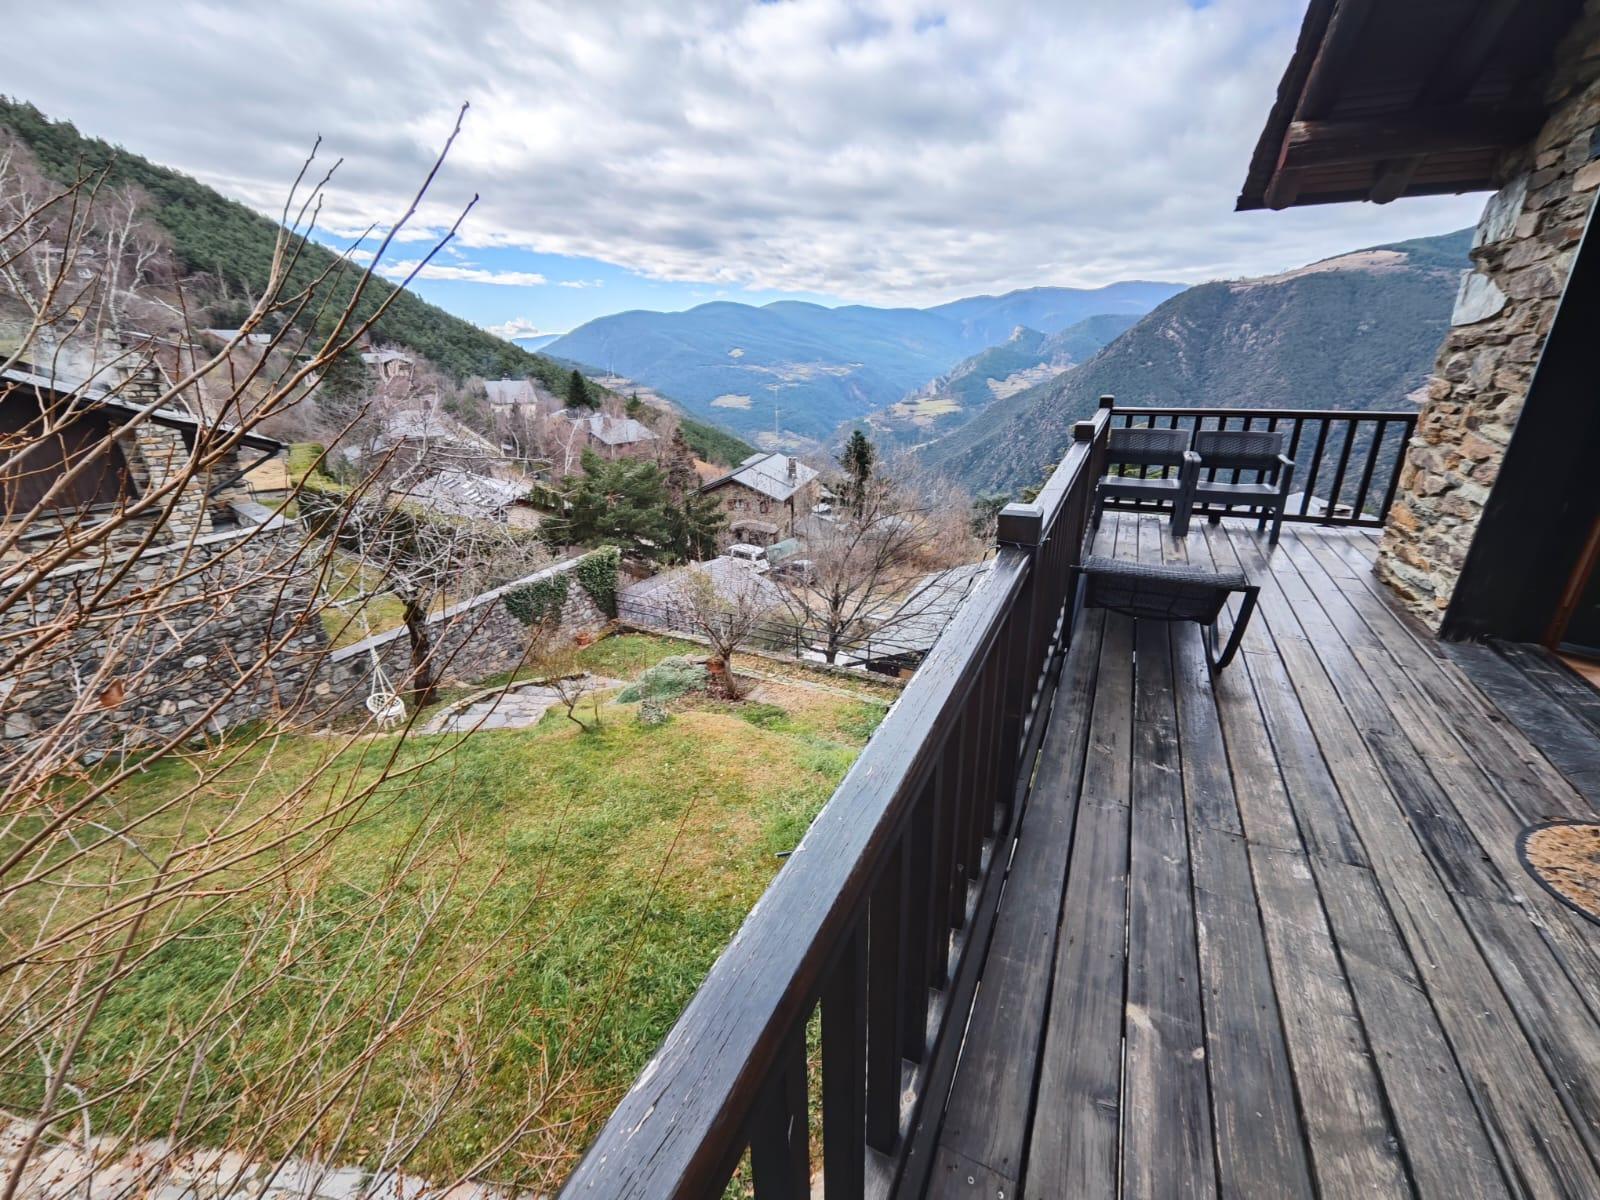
[{"left": 996, "top": 502, "right": 1043, "bottom": 790}]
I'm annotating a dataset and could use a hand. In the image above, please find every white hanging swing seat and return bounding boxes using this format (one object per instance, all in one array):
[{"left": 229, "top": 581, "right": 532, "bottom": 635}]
[{"left": 364, "top": 648, "right": 407, "bottom": 728}]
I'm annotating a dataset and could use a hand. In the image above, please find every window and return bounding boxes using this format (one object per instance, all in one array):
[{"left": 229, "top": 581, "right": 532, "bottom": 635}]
[
  {"left": 0, "top": 389, "right": 134, "bottom": 517},
  {"left": 759, "top": 500, "right": 771, "bottom": 514},
  {"left": 731, "top": 497, "right": 747, "bottom": 511}
]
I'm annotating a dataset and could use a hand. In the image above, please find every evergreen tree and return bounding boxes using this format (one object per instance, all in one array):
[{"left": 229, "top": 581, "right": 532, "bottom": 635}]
[
  {"left": 313, "top": 347, "right": 370, "bottom": 424},
  {"left": 625, "top": 391, "right": 645, "bottom": 419},
  {"left": 542, "top": 450, "right": 672, "bottom": 560},
  {"left": 664, "top": 429, "right": 699, "bottom": 504},
  {"left": 566, "top": 368, "right": 596, "bottom": 410},
  {"left": 841, "top": 429, "right": 876, "bottom": 517},
  {"left": 663, "top": 487, "right": 726, "bottom": 562}
]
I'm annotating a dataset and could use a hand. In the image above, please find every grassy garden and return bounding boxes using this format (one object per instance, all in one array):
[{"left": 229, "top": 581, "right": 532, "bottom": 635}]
[{"left": 8, "top": 633, "right": 887, "bottom": 1190}]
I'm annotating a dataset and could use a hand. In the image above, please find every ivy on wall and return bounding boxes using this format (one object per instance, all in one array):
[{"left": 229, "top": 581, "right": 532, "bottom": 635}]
[
  {"left": 503, "top": 574, "right": 569, "bottom": 627},
  {"left": 575, "top": 546, "right": 620, "bottom": 617}
]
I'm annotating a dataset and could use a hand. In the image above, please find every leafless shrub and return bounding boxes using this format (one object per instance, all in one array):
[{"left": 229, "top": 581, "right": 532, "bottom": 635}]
[{"left": 0, "top": 110, "right": 649, "bottom": 1199}]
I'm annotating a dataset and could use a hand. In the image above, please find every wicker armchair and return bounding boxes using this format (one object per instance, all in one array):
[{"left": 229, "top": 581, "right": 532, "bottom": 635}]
[
  {"left": 1074, "top": 555, "right": 1259, "bottom": 670},
  {"left": 1175, "top": 429, "right": 1296, "bottom": 543},
  {"left": 1092, "top": 426, "right": 1197, "bottom": 530}
]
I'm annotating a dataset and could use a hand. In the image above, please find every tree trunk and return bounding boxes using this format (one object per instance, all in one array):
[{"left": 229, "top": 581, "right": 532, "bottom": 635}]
[{"left": 403, "top": 598, "right": 438, "bottom": 709}]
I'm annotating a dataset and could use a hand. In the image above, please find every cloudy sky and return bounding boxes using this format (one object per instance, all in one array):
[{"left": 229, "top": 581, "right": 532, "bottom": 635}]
[{"left": 13, "top": 0, "right": 1484, "bottom": 337}]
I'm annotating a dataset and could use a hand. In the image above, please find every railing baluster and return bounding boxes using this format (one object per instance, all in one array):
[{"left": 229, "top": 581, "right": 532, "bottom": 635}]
[
  {"left": 1300, "top": 417, "right": 1329, "bottom": 515},
  {"left": 901, "top": 782, "right": 933, "bottom": 1062},
  {"left": 822, "top": 926, "right": 867, "bottom": 1197},
  {"left": 1325, "top": 416, "right": 1357, "bottom": 523},
  {"left": 1377, "top": 414, "right": 1417, "bottom": 523},
  {"left": 1351, "top": 417, "right": 1383, "bottom": 521},
  {"left": 964, "top": 656, "right": 998, "bottom": 879},
  {"left": 944, "top": 732, "right": 969, "bottom": 932},
  {"left": 750, "top": 1029, "right": 810, "bottom": 1199},
  {"left": 866, "top": 838, "right": 906, "bottom": 1152}
]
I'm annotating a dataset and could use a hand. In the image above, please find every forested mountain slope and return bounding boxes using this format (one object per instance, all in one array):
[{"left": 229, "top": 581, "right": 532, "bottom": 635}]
[
  {"left": 857, "top": 313, "right": 1141, "bottom": 451},
  {"left": 922, "top": 229, "right": 1473, "bottom": 494},
  {"left": 0, "top": 98, "right": 564, "bottom": 387}
]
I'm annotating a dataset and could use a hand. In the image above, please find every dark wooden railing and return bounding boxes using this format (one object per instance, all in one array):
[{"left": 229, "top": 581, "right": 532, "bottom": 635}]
[
  {"left": 560, "top": 410, "right": 1112, "bottom": 1199},
  {"left": 1102, "top": 398, "right": 1418, "bottom": 527}
]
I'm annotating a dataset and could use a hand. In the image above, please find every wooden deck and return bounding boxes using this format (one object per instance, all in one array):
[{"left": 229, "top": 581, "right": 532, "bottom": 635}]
[{"left": 923, "top": 511, "right": 1600, "bottom": 1199}]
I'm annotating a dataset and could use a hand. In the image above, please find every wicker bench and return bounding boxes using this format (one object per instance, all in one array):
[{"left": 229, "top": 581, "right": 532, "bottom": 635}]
[{"left": 1074, "top": 554, "right": 1260, "bottom": 670}]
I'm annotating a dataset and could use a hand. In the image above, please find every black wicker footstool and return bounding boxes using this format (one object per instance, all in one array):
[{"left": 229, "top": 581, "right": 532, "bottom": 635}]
[{"left": 1073, "top": 555, "right": 1259, "bottom": 670}]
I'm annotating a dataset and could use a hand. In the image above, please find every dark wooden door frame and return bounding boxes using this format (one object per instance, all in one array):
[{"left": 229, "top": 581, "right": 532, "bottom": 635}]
[
  {"left": 1545, "top": 514, "right": 1600, "bottom": 653},
  {"left": 1442, "top": 186, "right": 1600, "bottom": 643}
]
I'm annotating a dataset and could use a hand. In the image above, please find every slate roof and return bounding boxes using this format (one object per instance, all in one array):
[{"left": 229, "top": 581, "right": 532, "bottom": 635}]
[
  {"left": 571, "top": 412, "right": 657, "bottom": 447},
  {"left": 701, "top": 452, "right": 819, "bottom": 502},
  {"left": 398, "top": 469, "right": 528, "bottom": 519},
  {"left": 484, "top": 379, "right": 537, "bottom": 406}
]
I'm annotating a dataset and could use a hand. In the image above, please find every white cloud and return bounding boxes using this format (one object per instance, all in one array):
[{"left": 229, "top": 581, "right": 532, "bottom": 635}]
[
  {"left": 557, "top": 278, "right": 605, "bottom": 289},
  {"left": 376, "top": 261, "right": 548, "bottom": 287},
  {"left": 7, "top": 1, "right": 1485, "bottom": 306},
  {"left": 484, "top": 317, "right": 550, "bottom": 340}
]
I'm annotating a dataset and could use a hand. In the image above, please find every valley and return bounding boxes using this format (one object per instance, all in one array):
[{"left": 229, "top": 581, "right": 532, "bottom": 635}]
[{"left": 543, "top": 282, "right": 1184, "bottom": 443}]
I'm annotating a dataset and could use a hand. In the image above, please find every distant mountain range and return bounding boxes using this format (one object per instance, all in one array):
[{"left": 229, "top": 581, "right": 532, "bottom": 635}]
[
  {"left": 543, "top": 282, "right": 1185, "bottom": 441},
  {"left": 919, "top": 229, "right": 1474, "bottom": 495},
  {"left": 512, "top": 333, "right": 564, "bottom": 353}
]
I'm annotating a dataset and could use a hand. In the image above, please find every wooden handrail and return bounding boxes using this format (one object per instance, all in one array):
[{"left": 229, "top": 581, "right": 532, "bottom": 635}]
[{"left": 561, "top": 408, "right": 1112, "bottom": 1198}]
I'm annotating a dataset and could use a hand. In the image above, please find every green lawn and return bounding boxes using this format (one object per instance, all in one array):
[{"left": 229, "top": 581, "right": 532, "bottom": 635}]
[{"left": 9, "top": 642, "right": 886, "bottom": 1190}]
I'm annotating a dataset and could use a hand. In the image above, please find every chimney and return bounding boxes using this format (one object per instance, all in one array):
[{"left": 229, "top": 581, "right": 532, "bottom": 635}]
[{"left": 787, "top": 456, "right": 797, "bottom": 482}]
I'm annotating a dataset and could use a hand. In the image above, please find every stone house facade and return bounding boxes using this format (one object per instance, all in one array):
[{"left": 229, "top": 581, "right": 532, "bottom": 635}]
[
  {"left": 700, "top": 453, "right": 821, "bottom": 546},
  {"left": 1377, "top": 5, "right": 1600, "bottom": 626},
  {"left": 1, "top": 508, "right": 331, "bottom": 750}
]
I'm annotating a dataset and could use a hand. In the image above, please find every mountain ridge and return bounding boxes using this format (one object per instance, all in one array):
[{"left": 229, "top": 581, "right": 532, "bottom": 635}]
[
  {"left": 545, "top": 281, "right": 1186, "bottom": 441},
  {"left": 919, "top": 228, "right": 1474, "bottom": 494}
]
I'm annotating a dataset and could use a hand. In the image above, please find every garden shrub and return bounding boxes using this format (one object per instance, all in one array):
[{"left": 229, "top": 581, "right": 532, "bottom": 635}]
[
  {"left": 616, "top": 656, "right": 707, "bottom": 703},
  {"left": 636, "top": 699, "right": 670, "bottom": 727}
]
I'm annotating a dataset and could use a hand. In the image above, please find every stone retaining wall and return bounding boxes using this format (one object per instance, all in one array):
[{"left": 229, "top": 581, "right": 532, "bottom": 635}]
[
  {"left": 1, "top": 506, "right": 329, "bottom": 752},
  {"left": 321, "top": 553, "right": 612, "bottom": 704},
  {"left": 1378, "top": 2, "right": 1600, "bottom": 624}
]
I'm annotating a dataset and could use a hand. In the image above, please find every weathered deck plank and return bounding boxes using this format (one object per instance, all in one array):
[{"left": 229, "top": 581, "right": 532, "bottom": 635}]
[{"left": 918, "top": 514, "right": 1600, "bottom": 1200}]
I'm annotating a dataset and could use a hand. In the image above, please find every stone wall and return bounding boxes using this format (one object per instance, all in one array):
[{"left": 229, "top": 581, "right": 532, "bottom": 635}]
[
  {"left": 321, "top": 553, "right": 613, "bottom": 705},
  {"left": 1378, "top": 3, "right": 1600, "bottom": 624},
  {"left": 115, "top": 363, "right": 217, "bottom": 540},
  {"left": 1, "top": 508, "right": 330, "bottom": 752}
]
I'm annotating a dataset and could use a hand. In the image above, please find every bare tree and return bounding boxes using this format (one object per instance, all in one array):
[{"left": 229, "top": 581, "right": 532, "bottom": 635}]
[
  {"left": 679, "top": 565, "right": 780, "bottom": 698},
  {"left": 779, "top": 454, "right": 982, "bottom": 662},
  {"left": 534, "top": 646, "right": 603, "bottom": 731},
  {"left": 0, "top": 112, "right": 657, "bottom": 1200}
]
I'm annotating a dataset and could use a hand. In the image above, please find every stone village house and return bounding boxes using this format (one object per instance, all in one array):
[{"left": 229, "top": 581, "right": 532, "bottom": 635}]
[
  {"left": 0, "top": 363, "right": 607, "bottom": 750},
  {"left": 0, "top": 362, "right": 329, "bottom": 747},
  {"left": 698, "top": 452, "right": 820, "bottom": 546}
]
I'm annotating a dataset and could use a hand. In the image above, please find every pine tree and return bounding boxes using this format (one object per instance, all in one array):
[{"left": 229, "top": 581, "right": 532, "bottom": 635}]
[
  {"left": 566, "top": 368, "right": 595, "bottom": 410},
  {"left": 664, "top": 428, "right": 699, "bottom": 504},
  {"left": 542, "top": 450, "right": 672, "bottom": 560},
  {"left": 841, "top": 429, "right": 876, "bottom": 517}
]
